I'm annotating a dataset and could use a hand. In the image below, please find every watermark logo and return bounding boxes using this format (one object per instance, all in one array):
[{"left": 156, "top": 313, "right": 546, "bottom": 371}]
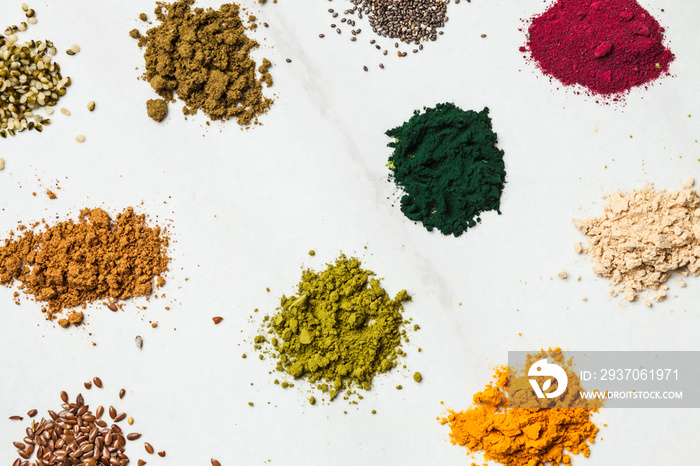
[{"left": 528, "top": 358, "right": 568, "bottom": 399}]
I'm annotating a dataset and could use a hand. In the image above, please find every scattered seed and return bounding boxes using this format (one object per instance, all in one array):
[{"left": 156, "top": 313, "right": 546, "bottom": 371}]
[
  {"left": 115, "top": 412, "right": 127, "bottom": 422},
  {"left": 107, "top": 302, "right": 118, "bottom": 311},
  {"left": 213, "top": 316, "right": 223, "bottom": 324},
  {"left": 26, "top": 409, "right": 37, "bottom": 417},
  {"left": 128, "top": 416, "right": 134, "bottom": 425},
  {"left": 158, "top": 451, "right": 166, "bottom": 457},
  {"left": 75, "top": 134, "right": 85, "bottom": 143},
  {"left": 127, "top": 433, "right": 142, "bottom": 441},
  {"left": 70, "top": 44, "right": 80, "bottom": 54},
  {"left": 88, "top": 101, "right": 95, "bottom": 111},
  {"left": 27, "top": 17, "right": 37, "bottom": 24},
  {"left": 138, "top": 461, "right": 147, "bottom": 466},
  {"left": 60, "top": 391, "right": 68, "bottom": 402},
  {"left": 319, "top": 34, "right": 325, "bottom": 38},
  {"left": 60, "top": 107, "right": 70, "bottom": 115},
  {"left": 93, "top": 376, "right": 103, "bottom": 388},
  {"left": 263, "top": 22, "right": 268, "bottom": 27},
  {"left": 76, "top": 393, "right": 84, "bottom": 406},
  {"left": 145, "top": 442, "right": 155, "bottom": 454},
  {"left": 45, "top": 107, "right": 54, "bottom": 115},
  {"left": 9, "top": 415, "right": 23, "bottom": 420},
  {"left": 363, "top": 66, "right": 368, "bottom": 72},
  {"left": 286, "top": 58, "right": 291, "bottom": 63},
  {"left": 135, "top": 335, "right": 143, "bottom": 349},
  {"left": 96, "top": 405, "right": 104, "bottom": 418},
  {"left": 0, "top": 158, "right": 4, "bottom": 170},
  {"left": 84, "top": 381, "right": 92, "bottom": 389},
  {"left": 119, "top": 388, "right": 126, "bottom": 399},
  {"left": 212, "top": 460, "right": 222, "bottom": 466},
  {"left": 379, "top": 63, "right": 384, "bottom": 69},
  {"left": 481, "top": 34, "right": 487, "bottom": 38},
  {"left": 109, "top": 405, "right": 117, "bottom": 419}
]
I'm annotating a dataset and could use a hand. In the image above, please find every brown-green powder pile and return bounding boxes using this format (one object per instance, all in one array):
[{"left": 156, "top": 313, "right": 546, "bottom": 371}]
[
  {"left": 255, "top": 254, "right": 414, "bottom": 401},
  {"left": 132, "top": 0, "right": 273, "bottom": 126}
]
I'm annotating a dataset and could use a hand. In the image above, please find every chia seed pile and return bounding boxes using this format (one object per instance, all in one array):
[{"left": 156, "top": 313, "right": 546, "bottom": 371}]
[{"left": 322, "top": 0, "right": 462, "bottom": 69}]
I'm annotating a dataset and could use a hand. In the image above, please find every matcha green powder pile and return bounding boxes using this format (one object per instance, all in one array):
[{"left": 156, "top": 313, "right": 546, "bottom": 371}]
[
  {"left": 255, "top": 254, "right": 415, "bottom": 402},
  {"left": 386, "top": 103, "right": 506, "bottom": 236}
]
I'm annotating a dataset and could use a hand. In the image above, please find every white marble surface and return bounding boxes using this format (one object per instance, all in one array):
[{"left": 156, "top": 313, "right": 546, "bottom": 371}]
[{"left": 1, "top": 0, "right": 699, "bottom": 464}]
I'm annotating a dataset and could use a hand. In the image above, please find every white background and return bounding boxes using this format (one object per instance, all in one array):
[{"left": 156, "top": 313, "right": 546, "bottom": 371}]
[{"left": 1, "top": 0, "right": 699, "bottom": 464}]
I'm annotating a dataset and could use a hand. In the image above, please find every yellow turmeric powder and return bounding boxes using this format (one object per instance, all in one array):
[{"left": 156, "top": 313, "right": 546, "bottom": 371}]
[{"left": 440, "top": 349, "right": 601, "bottom": 466}]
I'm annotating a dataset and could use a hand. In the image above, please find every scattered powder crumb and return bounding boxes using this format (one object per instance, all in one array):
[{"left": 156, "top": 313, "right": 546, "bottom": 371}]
[
  {"left": 58, "top": 310, "right": 84, "bottom": 328},
  {"left": 146, "top": 99, "right": 168, "bottom": 122},
  {"left": 679, "top": 278, "right": 687, "bottom": 287},
  {"left": 139, "top": 13, "right": 148, "bottom": 21},
  {"left": 574, "top": 184, "right": 700, "bottom": 302},
  {"left": 645, "top": 300, "right": 652, "bottom": 307},
  {"left": 582, "top": 297, "right": 588, "bottom": 302},
  {"left": 557, "top": 270, "right": 567, "bottom": 279},
  {"left": 46, "top": 190, "right": 57, "bottom": 200},
  {"left": 0, "top": 158, "right": 4, "bottom": 170},
  {"left": 653, "top": 292, "right": 667, "bottom": 303},
  {"left": 574, "top": 242, "right": 583, "bottom": 254}
]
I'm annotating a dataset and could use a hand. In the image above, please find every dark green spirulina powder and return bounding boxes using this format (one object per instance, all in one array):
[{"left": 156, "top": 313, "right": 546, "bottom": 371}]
[{"left": 386, "top": 103, "right": 506, "bottom": 237}]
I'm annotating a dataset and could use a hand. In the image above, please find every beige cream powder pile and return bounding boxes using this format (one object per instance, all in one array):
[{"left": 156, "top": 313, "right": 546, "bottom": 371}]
[{"left": 574, "top": 180, "right": 700, "bottom": 303}]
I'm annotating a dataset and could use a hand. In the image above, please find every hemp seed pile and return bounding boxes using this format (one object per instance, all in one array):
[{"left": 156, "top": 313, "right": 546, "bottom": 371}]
[
  {"left": 1, "top": 4, "right": 69, "bottom": 137},
  {"left": 131, "top": 0, "right": 273, "bottom": 125},
  {"left": 574, "top": 181, "right": 700, "bottom": 304},
  {"left": 254, "top": 254, "right": 417, "bottom": 402},
  {"left": 0, "top": 207, "right": 169, "bottom": 327}
]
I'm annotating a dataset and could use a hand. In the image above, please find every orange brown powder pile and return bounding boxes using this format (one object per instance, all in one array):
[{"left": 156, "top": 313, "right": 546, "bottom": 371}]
[
  {"left": 440, "top": 350, "right": 601, "bottom": 466},
  {"left": 132, "top": 0, "right": 273, "bottom": 125},
  {"left": 0, "top": 207, "right": 169, "bottom": 327}
]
